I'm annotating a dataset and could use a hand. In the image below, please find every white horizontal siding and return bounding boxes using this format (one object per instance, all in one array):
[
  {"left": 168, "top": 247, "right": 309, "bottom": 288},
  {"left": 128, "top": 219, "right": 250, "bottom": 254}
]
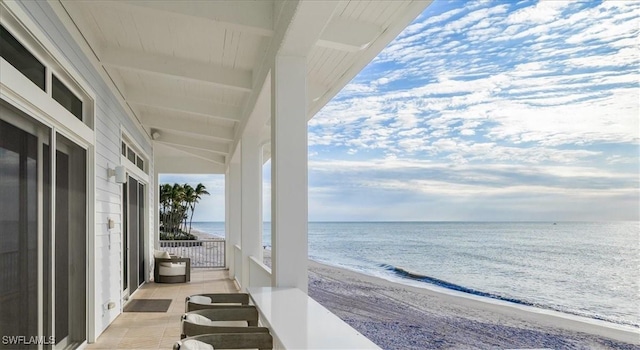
[{"left": 15, "top": 0, "right": 155, "bottom": 340}]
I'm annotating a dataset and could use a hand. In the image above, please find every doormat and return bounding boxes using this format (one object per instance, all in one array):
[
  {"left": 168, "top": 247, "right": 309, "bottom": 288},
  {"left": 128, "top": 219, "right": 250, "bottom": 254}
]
[{"left": 123, "top": 299, "right": 172, "bottom": 312}]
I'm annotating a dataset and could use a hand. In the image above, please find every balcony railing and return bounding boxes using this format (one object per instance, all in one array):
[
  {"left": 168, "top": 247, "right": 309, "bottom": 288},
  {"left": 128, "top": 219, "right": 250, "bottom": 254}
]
[{"left": 159, "top": 239, "right": 225, "bottom": 268}]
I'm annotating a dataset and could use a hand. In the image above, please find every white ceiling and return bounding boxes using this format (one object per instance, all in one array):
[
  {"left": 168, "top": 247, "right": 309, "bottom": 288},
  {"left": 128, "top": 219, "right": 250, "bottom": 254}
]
[{"left": 57, "top": 0, "right": 430, "bottom": 174}]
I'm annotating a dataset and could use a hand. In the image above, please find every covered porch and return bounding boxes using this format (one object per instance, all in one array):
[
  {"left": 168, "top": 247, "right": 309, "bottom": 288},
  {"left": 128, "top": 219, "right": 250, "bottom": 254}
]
[{"left": 0, "top": 0, "right": 431, "bottom": 348}]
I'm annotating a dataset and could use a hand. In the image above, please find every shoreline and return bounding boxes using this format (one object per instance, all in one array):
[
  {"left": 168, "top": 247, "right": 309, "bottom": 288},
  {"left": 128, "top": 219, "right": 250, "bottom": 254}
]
[
  {"left": 189, "top": 227, "right": 224, "bottom": 240},
  {"left": 309, "top": 260, "right": 639, "bottom": 348},
  {"left": 263, "top": 250, "right": 639, "bottom": 348}
]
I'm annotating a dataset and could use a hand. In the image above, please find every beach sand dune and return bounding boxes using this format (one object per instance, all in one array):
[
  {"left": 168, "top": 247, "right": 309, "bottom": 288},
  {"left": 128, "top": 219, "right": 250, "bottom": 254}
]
[{"left": 302, "top": 258, "right": 639, "bottom": 350}]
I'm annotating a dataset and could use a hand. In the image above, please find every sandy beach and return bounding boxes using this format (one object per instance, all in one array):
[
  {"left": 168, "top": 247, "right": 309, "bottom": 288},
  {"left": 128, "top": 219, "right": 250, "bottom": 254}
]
[
  {"left": 182, "top": 232, "right": 639, "bottom": 349},
  {"left": 262, "top": 250, "right": 639, "bottom": 349}
]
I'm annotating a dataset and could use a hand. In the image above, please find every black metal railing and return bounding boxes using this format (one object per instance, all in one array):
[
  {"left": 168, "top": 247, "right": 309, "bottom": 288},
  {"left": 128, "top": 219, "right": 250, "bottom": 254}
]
[{"left": 159, "top": 239, "right": 225, "bottom": 268}]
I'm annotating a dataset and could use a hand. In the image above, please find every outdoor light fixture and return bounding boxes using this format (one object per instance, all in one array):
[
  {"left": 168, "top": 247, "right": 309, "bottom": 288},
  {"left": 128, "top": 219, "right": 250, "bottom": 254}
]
[{"left": 108, "top": 165, "right": 127, "bottom": 184}]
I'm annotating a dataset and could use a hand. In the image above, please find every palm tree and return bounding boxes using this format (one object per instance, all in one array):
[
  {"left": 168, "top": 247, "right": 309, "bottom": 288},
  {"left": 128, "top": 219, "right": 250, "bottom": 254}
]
[
  {"left": 159, "top": 182, "right": 210, "bottom": 239},
  {"left": 182, "top": 184, "right": 195, "bottom": 232},
  {"left": 188, "top": 183, "right": 209, "bottom": 232},
  {"left": 170, "top": 183, "right": 185, "bottom": 235},
  {"left": 159, "top": 183, "right": 172, "bottom": 231}
]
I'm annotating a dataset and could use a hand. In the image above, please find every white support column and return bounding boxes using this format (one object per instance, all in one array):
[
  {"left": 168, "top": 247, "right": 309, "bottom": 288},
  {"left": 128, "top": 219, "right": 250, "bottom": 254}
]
[
  {"left": 228, "top": 158, "right": 242, "bottom": 279},
  {"left": 224, "top": 167, "right": 231, "bottom": 270},
  {"left": 154, "top": 169, "right": 160, "bottom": 250},
  {"left": 240, "top": 131, "right": 263, "bottom": 290},
  {"left": 271, "top": 55, "right": 308, "bottom": 292}
]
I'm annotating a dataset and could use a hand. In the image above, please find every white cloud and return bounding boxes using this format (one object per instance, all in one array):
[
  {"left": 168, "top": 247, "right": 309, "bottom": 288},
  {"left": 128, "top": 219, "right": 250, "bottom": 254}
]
[
  {"left": 307, "top": 1, "right": 639, "bottom": 221},
  {"left": 506, "top": 1, "right": 573, "bottom": 25}
]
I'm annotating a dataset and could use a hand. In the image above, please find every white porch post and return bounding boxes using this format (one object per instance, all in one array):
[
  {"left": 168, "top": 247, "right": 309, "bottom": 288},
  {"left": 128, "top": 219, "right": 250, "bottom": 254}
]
[
  {"left": 227, "top": 157, "right": 242, "bottom": 280},
  {"left": 271, "top": 55, "right": 308, "bottom": 292},
  {"left": 240, "top": 132, "right": 263, "bottom": 290},
  {"left": 154, "top": 169, "right": 160, "bottom": 250},
  {"left": 224, "top": 161, "right": 240, "bottom": 278}
]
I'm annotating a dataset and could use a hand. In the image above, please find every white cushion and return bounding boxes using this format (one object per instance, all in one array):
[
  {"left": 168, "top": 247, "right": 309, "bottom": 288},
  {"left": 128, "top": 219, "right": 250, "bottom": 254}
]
[
  {"left": 178, "top": 339, "right": 214, "bottom": 350},
  {"left": 189, "top": 295, "right": 212, "bottom": 304},
  {"left": 185, "top": 313, "right": 213, "bottom": 326},
  {"left": 154, "top": 250, "right": 171, "bottom": 259},
  {"left": 159, "top": 263, "right": 186, "bottom": 276},
  {"left": 184, "top": 314, "right": 246, "bottom": 327}
]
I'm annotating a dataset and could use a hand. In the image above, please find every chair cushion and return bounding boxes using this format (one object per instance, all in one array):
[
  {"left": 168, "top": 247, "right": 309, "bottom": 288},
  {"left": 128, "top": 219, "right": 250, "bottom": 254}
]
[
  {"left": 185, "top": 313, "right": 213, "bottom": 326},
  {"left": 159, "top": 263, "right": 186, "bottom": 276},
  {"left": 178, "top": 339, "right": 214, "bottom": 350},
  {"left": 189, "top": 295, "right": 212, "bottom": 304},
  {"left": 154, "top": 250, "right": 171, "bottom": 259}
]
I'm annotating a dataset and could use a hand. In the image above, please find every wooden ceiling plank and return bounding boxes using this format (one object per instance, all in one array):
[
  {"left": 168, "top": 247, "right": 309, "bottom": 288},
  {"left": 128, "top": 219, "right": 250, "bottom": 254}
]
[
  {"left": 120, "top": 0, "right": 274, "bottom": 37},
  {"left": 101, "top": 47, "right": 252, "bottom": 92},
  {"left": 127, "top": 88, "right": 242, "bottom": 123},
  {"left": 142, "top": 113, "right": 235, "bottom": 142},
  {"left": 154, "top": 132, "right": 229, "bottom": 155},
  {"left": 317, "top": 16, "right": 382, "bottom": 52}
]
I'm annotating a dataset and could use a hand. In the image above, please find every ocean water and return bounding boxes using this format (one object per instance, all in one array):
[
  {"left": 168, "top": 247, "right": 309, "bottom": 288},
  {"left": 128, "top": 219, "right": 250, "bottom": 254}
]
[{"left": 191, "top": 221, "right": 639, "bottom": 328}]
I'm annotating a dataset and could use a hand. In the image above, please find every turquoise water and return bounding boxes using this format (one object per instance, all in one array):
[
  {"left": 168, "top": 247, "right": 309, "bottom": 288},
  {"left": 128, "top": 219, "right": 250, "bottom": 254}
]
[{"left": 191, "top": 221, "right": 639, "bottom": 328}]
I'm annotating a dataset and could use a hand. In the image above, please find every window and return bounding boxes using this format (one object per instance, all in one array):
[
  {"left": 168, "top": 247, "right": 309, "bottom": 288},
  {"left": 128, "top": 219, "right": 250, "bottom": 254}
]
[
  {"left": 1, "top": 19, "right": 93, "bottom": 130},
  {"left": 52, "top": 75, "right": 83, "bottom": 121},
  {"left": 0, "top": 24, "right": 45, "bottom": 91},
  {"left": 127, "top": 147, "right": 136, "bottom": 164},
  {"left": 122, "top": 140, "right": 146, "bottom": 172},
  {"left": 136, "top": 155, "right": 144, "bottom": 171}
]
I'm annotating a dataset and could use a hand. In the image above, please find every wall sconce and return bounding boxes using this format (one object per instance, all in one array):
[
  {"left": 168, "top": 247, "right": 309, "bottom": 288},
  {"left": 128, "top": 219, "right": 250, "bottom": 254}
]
[{"left": 107, "top": 165, "right": 127, "bottom": 184}]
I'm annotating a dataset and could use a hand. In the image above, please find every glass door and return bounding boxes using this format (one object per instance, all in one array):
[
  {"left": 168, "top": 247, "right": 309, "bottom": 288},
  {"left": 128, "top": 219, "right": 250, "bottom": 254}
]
[
  {"left": 0, "top": 101, "right": 87, "bottom": 349},
  {"left": 0, "top": 116, "right": 43, "bottom": 349},
  {"left": 54, "top": 134, "right": 87, "bottom": 349},
  {"left": 122, "top": 176, "right": 146, "bottom": 300}
]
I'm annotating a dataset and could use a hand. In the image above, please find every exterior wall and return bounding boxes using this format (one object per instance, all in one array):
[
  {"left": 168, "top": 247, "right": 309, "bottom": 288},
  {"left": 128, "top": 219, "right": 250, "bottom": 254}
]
[{"left": 12, "top": 0, "right": 155, "bottom": 339}]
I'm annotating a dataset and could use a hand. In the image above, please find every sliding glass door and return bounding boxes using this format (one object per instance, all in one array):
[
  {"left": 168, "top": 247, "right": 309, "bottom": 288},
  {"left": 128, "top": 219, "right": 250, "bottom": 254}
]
[
  {"left": 54, "top": 135, "right": 87, "bottom": 348},
  {"left": 0, "top": 101, "right": 87, "bottom": 349},
  {"left": 0, "top": 116, "right": 43, "bottom": 349},
  {"left": 123, "top": 176, "right": 145, "bottom": 299}
]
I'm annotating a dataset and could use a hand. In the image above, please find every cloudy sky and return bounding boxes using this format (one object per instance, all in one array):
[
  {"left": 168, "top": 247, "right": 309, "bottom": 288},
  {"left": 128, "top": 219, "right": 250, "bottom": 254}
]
[{"left": 163, "top": 0, "right": 639, "bottom": 222}]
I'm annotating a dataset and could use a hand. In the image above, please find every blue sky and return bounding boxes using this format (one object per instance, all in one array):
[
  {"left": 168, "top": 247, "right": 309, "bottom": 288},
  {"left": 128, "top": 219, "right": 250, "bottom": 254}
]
[{"left": 163, "top": 0, "right": 639, "bottom": 222}]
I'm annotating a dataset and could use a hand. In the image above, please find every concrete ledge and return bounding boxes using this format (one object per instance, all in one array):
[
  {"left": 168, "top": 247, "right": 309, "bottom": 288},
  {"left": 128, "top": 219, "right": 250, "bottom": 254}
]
[{"left": 248, "top": 287, "right": 380, "bottom": 349}]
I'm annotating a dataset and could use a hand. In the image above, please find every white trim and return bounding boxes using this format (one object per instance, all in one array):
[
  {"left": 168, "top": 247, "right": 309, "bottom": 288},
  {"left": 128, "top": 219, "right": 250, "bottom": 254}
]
[
  {"left": 50, "top": 126, "right": 57, "bottom": 346},
  {"left": 1, "top": 1, "right": 96, "bottom": 129},
  {"left": 1, "top": 58, "right": 93, "bottom": 146},
  {"left": 121, "top": 127, "right": 151, "bottom": 176},
  {"left": 37, "top": 125, "right": 44, "bottom": 350},
  {"left": 86, "top": 142, "right": 96, "bottom": 343},
  {"left": 1, "top": 1, "right": 95, "bottom": 100}
]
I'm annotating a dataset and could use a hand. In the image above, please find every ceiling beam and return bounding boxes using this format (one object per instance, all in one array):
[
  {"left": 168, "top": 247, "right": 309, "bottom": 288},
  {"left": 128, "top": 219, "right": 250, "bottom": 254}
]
[
  {"left": 318, "top": 17, "right": 382, "bottom": 52},
  {"left": 121, "top": 0, "right": 274, "bottom": 37},
  {"left": 155, "top": 155, "right": 225, "bottom": 174},
  {"left": 142, "top": 113, "right": 235, "bottom": 141},
  {"left": 128, "top": 90, "right": 242, "bottom": 123},
  {"left": 160, "top": 143, "right": 226, "bottom": 165},
  {"left": 154, "top": 133, "right": 229, "bottom": 155},
  {"left": 279, "top": 1, "right": 341, "bottom": 56},
  {"left": 308, "top": 81, "right": 330, "bottom": 103},
  {"left": 101, "top": 47, "right": 252, "bottom": 92}
]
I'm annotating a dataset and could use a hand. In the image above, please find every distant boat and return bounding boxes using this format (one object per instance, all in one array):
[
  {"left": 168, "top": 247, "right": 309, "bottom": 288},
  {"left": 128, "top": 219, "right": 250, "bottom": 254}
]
[{"left": 553, "top": 223, "right": 557, "bottom": 225}]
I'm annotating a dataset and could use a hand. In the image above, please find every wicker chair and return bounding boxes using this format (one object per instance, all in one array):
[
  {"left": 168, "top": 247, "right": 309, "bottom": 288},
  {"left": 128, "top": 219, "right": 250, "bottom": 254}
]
[
  {"left": 173, "top": 333, "right": 273, "bottom": 350},
  {"left": 181, "top": 308, "right": 268, "bottom": 339},
  {"left": 154, "top": 250, "right": 190, "bottom": 283},
  {"left": 185, "top": 293, "right": 250, "bottom": 312}
]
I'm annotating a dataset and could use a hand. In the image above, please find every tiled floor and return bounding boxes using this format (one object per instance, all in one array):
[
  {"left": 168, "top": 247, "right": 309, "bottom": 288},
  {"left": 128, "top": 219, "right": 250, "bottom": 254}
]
[{"left": 87, "top": 269, "right": 238, "bottom": 349}]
